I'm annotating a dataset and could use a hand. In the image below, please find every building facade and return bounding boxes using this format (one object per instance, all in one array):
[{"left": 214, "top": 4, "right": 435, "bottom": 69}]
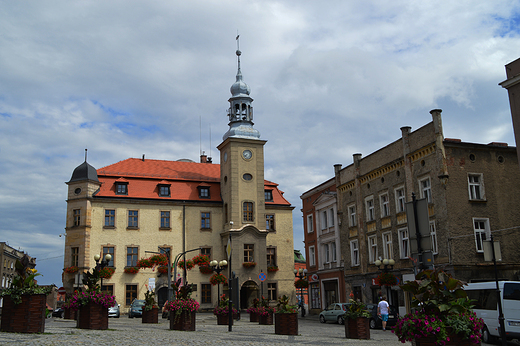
[
  {"left": 63, "top": 49, "right": 295, "bottom": 313},
  {"left": 303, "top": 109, "right": 520, "bottom": 313},
  {"left": 0, "top": 242, "right": 35, "bottom": 290},
  {"left": 500, "top": 56, "right": 520, "bottom": 169},
  {"left": 300, "top": 178, "right": 346, "bottom": 314}
]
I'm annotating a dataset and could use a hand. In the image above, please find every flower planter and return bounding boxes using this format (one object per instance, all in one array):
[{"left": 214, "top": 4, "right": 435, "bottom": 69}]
[
  {"left": 249, "top": 312, "right": 259, "bottom": 322},
  {"left": 275, "top": 313, "right": 298, "bottom": 335},
  {"left": 345, "top": 317, "right": 370, "bottom": 339},
  {"left": 77, "top": 301, "right": 108, "bottom": 330},
  {"left": 259, "top": 311, "right": 274, "bottom": 325},
  {"left": 64, "top": 307, "right": 76, "bottom": 320},
  {"left": 170, "top": 311, "right": 196, "bottom": 331},
  {"left": 411, "top": 329, "right": 481, "bottom": 346},
  {"left": 217, "top": 313, "right": 233, "bottom": 325},
  {"left": 142, "top": 307, "right": 159, "bottom": 324},
  {"left": 0, "top": 294, "right": 46, "bottom": 333}
]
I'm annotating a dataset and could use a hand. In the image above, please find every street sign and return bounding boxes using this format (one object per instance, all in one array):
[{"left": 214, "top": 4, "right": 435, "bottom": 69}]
[
  {"left": 57, "top": 287, "right": 66, "bottom": 295},
  {"left": 259, "top": 272, "right": 266, "bottom": 282},
  {"left": 148, "top": 278, "right": 155, "bottom": 291},
  {"left": 406, "top": 197, "right": 432, "bottom": 253},
  {"left": 226, "top": 237, "right": 232, "bottom": 261}
]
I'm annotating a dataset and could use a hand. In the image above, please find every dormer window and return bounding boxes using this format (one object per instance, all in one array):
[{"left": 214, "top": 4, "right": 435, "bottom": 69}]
[
  {"left": 265, "top": 190, "right": 273, "bottom": 202},
  {"left": 198, "top": 184, "right": 210, "bottom": 199},
  {"left": 159, "top": 186, "right": 170, "bottom": 196},
  {"left": 116, "top": 182, "right": 128, "bottom": 195}
]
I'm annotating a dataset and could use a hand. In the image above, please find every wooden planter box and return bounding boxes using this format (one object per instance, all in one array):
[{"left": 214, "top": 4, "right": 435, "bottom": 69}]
[
  {"left": 345, "top": 317, "right": 370, "bottom": 339},
  {"left": 77, "top": 301, "right": 108, "bottom": 330},
  {"left": 216, "top": 313, "right": 233, "bottom": 325},
  {"left": 249, "top": 312, "right": 259, "bottom": 322},
  {"left": 64, "top": 307, "right": 75, "bottom": 320},
  {"left": 170, "top": 311, "right": 196, "bottom": 331},
  {"left": 259, "top": 312, "right": 274, "bottom": 325},
  {"left": 0, "top": 294, "right": 46, "bottom": 333},
  {"left": 275, "top": 313, "right": 298, "bottom": 335},
  {"left": 412, "top": 331, "right": 481, "bottom": 346},
  {"left": 142, "top": 307, "right": 159, "bottom": 324}
]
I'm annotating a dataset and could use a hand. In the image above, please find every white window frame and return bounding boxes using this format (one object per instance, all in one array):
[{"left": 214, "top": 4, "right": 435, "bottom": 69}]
[
  {"left": 380, "top": 193, "right": 390, "bottom": 217},
  {"left": 382, "top": 231, "right": 393, "bottom": 259},
  {"left": 324, "top": 243, "right": 330, "bottom": 263},
  {"left": 368, "top": 235, "right": 378, "bottom": 263},
  {"left": 329, "top": 208, "right": 335, "bottom": 227},
  {"left": 429, "top": 220, "right": 438, "bottom": 254},
  {"left": 348, "top": 204, "right": 356, "bottom": 227},
  {"left": 365, "top": 196, "right": 375, "bottom": 222},
  {"left": 395, "top": 186, "right": 406, "bottom": 213},
  {"left": 468, "top": 173, "right": 485, "bottom": 200},
  {"left": 350, "top": 240, "right": 360, "bottom": 266},
  {"left": 309, "top": 246, "right": 315, "bottom": 266},
  {"left": 321, "top": 210, "right": 328, "bottom": 230},
  {"left": 307, "top": 215, "right": 314, "bottom": 233},
  {"left": 473, "top": 218, "right": 490, "bottom": 253},
  {"left": 419, "top": 177, "right": 432, "bottom": 203},
  {"left": 398, "top": 228, "right": 410, "bottom": 259}
]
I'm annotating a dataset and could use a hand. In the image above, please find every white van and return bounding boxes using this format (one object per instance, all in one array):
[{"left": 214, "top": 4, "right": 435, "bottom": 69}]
[{"left": 464, "top": 281, "right": 520, "bottom": 343}]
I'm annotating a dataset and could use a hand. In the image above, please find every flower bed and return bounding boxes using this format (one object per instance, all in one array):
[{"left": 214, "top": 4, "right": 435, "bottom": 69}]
[
  {"left": 124, "top": 267, "right": 139, "bottom": 274},
  {"left": 64, "top": 266, "right": 79, "bottom": 274},
  {"left": 192, "top": 254, "right": 210, "bottom": 266},
  {"left": 267, "top": 265, "right": 279, "bottom": 272},
  {"left": 242, "top": 262, "right": 256, "bottom": 268},
  {"left": 294, "top": 278, "right": 309, "bottom": 288},
  {"left": 199, "top": 265, "right": 213, "bottom": 274},
  {"left": 177, "top": 259, "right": 195, "bottom": 270},
  {"left": 157, "top": 266, "right": 169, "bottom": 274}
]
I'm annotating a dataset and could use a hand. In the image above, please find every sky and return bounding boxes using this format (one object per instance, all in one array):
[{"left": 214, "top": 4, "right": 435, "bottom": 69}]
[{"left": 0, "top": 1, "right": 519, "bottom": 286}]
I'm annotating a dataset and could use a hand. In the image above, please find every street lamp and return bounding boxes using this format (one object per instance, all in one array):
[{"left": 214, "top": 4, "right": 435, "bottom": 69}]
[
  {"left": 374, "top": 258, "right": 395, "bottom": 305},
  {"left": 94, "top": 253, "right": 112, "bottom": 289},
  {"left": 294, "top": 268, "right": 307, "bottom": 317},
  {"left": 210, "top": 259, "right": 228, "bottom": 303}
]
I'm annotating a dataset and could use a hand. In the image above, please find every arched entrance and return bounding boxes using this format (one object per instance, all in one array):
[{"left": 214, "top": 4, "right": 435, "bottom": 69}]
[
  {"left": 157, "top": 286, "right": 168, "bottom": 308},
  {"left": 240, "top": 280, "right": 259, "bottom": 310}
]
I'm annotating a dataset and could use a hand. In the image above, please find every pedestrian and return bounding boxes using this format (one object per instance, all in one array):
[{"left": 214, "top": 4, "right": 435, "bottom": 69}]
[{"left": 377, "top": 295, "right": 389, "bottom": 331}]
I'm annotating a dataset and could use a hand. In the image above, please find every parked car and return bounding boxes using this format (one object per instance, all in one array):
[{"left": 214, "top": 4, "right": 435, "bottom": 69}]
[
  {"left": 368, "top": 304, "right": 399, "bottom": 329},
  {"left": 109, "top": 301, "right": 120, "bottom": 318},
  {"left": 52, "top": 307, "right": 64, "bottom": 318},
  {"left": 319, "top": 303, "right": 350, "bottom": 324},
  {"left": 128, "top": 299, "right": 145, "bottom": 318}
]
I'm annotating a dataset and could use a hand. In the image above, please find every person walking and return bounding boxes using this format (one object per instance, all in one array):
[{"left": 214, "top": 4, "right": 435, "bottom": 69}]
[{"left": 377, "top": 295, "right": 390, "bottom": 331}]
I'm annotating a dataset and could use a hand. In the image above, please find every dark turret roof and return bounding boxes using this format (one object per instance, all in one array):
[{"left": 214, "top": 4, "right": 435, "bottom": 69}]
[{"left": 69, "top": 161, "right": 99, "bottom": 183}]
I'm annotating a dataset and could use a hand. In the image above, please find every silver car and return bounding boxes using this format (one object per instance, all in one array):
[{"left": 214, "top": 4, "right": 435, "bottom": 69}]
[
  {"left": 108, "top": 301, "right": 120, "bottom": 318},
  {"left": 319, "top": 303, "right": 350, "bottom": 324}
]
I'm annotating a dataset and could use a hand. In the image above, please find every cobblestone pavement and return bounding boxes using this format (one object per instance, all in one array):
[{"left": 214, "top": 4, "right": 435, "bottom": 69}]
[{"left": 0, "top": 313, "right": 411, "bottom": 346}]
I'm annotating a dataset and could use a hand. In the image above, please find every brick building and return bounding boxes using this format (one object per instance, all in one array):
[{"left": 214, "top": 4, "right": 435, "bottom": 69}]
[
  {"left": 500, "top": 57, "right": 520, "bottom": 169},
  {"left": 300, "top": 178, "right": 346, "bottom": 314},
  {"left": 304, "top": 109, "right": 520, "bottom": 312},
  {"left": 63, "top": 48, "right": 296, "bottom": 313}
]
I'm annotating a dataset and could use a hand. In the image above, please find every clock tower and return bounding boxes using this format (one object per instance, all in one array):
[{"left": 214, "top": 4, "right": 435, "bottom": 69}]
[{"left": 218, "top": 47, "right": 267, "bottom": 232}]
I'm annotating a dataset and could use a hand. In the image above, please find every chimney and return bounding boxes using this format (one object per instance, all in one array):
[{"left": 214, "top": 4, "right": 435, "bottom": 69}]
[
  {"left": 142, "top": 154, "right": 145, "bottom": 162},
  {"left": 200, "top": 153, "right": 207, "bottom": 163},
  {"left": 207, "top": 157, "right": 213, "bottom": 164}
]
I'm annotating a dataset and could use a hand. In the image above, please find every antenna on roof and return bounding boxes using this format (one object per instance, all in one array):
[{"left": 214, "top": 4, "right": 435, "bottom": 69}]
[{"left": 199, "top": 115, "right": 202, "bottom": 156}]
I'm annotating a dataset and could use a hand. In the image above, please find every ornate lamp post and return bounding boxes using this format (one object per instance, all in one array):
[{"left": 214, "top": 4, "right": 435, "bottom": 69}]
[
  {"left": 210, "top": 259, "right": 228, "bottom": 303},
  {"left": 294, "top": 268, "right": 307, "bottom": 317},
  {"left": 374, "top": 258, "right": 395, "bottom": 304},
  {"left": 94, "top": 253, "right": 112, "bottom": 289}
]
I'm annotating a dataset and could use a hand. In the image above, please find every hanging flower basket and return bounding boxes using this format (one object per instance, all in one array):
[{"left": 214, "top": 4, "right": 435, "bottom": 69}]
[
  {"left": 242, "top": 262, "right": 256, "bottom": 268},
  {"left": 137, "top": 258, "right": 152, "bottom": 268},
  {"left": 267, "top": 265, "right": 279, "bottom": 272},
  {"left": 294, "top": 279, "right": 309, "bottom": 288},
  {"left": 192, "top": 254, "right": 210, "bottom": 266},
  {"left": 178, "top": 259, "right": 195, "bottom": 270},
  {"left": 98, "top": 267, "right": 115, "bottom": 279},
  {"left": 64, "top": 266, "right": 79, "bottom": 274},
  {"left": 199, "top": 265, "right": 213, "bottom": 274},
  {"left": 210, "top": 273, "right": 227, "bottom": 286},
  {"left": 157, "top": 266, "right": 169, "bottom": 274},
  {"left": 149, "top": 254, "right": 168, "bottom": 266},
  {"left": 376, "top": 272, "right": 397, "bottom": 286},
  {"left": 124, "top": 267, "right": 139, "bottom": 274}
]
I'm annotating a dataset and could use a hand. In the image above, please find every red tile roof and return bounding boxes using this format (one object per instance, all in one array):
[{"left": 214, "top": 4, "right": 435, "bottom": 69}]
[{"left": 94, "top": 158, "right": 291, "bottom": 205}]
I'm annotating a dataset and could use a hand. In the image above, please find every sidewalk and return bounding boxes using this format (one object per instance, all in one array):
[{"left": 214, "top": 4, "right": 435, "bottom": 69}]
[{"left": 0, "top": 312, "right": 408, "bottom": 346}]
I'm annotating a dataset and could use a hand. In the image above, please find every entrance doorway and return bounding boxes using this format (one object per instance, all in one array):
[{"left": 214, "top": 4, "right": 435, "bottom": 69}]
[
  {"left": 323, "top": 280, "right": 338, "bottom": 307},
  {"left": 157, "top": 286, "right": 168, "bottom": 308},
  {"left": 240, "top": 280, "right": 259, "bottom": 310}
]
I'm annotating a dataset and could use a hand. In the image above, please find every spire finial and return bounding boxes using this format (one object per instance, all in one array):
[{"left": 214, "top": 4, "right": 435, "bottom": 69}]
[
  {"left": 236, "top": 31, "right": 241, "bottom": 75},
  {"left": 84, "top": 148, "right": 88, "bottom": 162}
]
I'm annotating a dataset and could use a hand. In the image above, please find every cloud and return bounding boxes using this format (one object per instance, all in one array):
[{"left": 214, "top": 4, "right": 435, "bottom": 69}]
[{"left": 0, "top": 0, "right": 519, "bottom": 285}]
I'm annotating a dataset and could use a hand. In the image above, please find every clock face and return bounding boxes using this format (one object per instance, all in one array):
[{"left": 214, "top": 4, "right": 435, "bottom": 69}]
[
  {"left": 242, "top": 149, "right": 252, "bottom": 160},
  {"left": 74, "top": 188, "right": 82, "bottom": 195}
]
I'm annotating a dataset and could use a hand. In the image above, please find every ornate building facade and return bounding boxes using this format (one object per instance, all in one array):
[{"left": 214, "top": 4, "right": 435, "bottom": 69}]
[{"left": 63, "top": 48, "right": 295, "bottom": 313}]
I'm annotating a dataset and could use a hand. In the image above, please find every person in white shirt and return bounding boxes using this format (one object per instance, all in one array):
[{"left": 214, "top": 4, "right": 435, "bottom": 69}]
[{"left": 377, "top": 296, "right": 389, "bottom": 331}]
